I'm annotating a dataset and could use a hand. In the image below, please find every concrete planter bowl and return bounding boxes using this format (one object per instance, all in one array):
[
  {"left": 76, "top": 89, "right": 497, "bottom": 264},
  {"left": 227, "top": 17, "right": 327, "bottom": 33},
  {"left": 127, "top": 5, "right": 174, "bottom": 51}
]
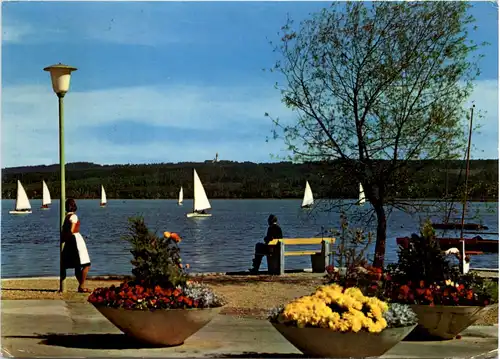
[
  {"left": 272, "top": 323, "right": 417, "bottom": 358},
  {"left": 410, "top": 304, "right": 492, "bottom": 340},
  {"left": 92, "top": 304, "right": 223, "bottom": 347}
]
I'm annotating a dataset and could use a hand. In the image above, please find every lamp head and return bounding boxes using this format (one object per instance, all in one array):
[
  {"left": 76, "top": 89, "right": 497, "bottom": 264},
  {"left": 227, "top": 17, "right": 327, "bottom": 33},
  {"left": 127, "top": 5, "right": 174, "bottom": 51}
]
[{"left": 43, "top": 63, "right": 77, "bottom": 96}]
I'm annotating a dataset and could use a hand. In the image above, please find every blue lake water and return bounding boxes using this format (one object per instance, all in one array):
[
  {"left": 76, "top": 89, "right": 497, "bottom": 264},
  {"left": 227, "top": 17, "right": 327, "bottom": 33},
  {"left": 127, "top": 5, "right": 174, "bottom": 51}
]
[{"left": 1, "top": 199, "right": 498, "bottom": 278}]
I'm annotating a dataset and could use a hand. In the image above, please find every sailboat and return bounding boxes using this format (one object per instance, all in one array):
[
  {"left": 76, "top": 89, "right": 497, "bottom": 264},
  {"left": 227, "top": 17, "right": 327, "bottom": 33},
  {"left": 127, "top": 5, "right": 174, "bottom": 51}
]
[
  {"left": 41, "top": 180, "right": 52, "bottom": 209},
  {"left": 301, "top": 181, "right": 314, "bottom": 209},
  {"left": 9, "top": 180, "right": 32, "bottom": 214},
  {"left": 178, "top": 186, "right": 184, "bottom": 206},
  {"left": 186, "top": 169, "right": 212, "bottom": 218},
  {"left": 100, "top": 185, "right": 107, "bottom": 207},
  {"left": 358, "top": 183, "right": 366, "bottom": 205}
]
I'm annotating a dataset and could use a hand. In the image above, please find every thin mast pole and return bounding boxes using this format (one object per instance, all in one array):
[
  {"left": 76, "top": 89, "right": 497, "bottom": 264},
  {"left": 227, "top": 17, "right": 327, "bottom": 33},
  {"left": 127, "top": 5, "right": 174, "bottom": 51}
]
[{"left": 459, "top": 105, "right": 474, "bottom": 274}]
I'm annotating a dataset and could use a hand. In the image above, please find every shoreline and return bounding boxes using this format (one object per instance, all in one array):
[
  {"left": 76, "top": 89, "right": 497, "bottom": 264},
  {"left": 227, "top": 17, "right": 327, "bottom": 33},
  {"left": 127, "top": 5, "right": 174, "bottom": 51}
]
[{"left": 3, "top": 266, "right": 498, "bottom": 281}]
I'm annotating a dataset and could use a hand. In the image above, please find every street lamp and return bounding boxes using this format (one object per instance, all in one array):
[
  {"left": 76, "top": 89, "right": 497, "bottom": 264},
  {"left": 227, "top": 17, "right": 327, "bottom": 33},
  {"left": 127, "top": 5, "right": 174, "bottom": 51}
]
[{"left": 43, "top": 63, "right": 77, "bottom": 293}]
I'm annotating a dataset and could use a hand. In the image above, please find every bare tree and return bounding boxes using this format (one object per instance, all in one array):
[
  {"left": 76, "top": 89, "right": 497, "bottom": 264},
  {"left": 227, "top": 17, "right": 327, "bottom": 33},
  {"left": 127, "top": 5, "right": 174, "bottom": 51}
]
[{"left": 267, "top": 1, "right": 486, "bottom": 267}]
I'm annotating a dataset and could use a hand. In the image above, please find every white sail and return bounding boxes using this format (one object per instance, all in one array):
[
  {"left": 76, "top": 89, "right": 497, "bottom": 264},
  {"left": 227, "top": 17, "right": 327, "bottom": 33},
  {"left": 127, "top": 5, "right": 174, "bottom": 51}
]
[
  {"left": 101, "top": 185, "right": 107, "bottom": 204},
  {"left": 42, "top": 180, "right": 52, "bottom": 205},
  {"left": 301, "top": 181, "right": 314, "bottom": 207},
  {"left": 193, "top": 169, "right": 211, "bottom": 211},
  {"left": 359, "top": 183, "right": 366, "bottom": 205},
  {"left": 178, "top": 186, "right": 184, "bottom": 205},
  {"left": 16, "top": 180, "right": 31, "bottom": 210}
]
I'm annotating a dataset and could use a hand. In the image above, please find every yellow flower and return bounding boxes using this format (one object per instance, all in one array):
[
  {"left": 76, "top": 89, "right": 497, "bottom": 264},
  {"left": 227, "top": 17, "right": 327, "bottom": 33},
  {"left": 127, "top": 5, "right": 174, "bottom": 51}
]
[{"left": 277, "top": 284, "right": 389, "bottom": 334}]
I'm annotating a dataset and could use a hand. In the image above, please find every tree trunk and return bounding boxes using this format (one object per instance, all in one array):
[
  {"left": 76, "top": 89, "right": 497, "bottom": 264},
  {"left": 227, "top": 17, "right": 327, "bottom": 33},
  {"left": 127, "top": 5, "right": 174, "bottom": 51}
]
[{"left": 372, "top": 202, "right": 387, "bottom": 268}]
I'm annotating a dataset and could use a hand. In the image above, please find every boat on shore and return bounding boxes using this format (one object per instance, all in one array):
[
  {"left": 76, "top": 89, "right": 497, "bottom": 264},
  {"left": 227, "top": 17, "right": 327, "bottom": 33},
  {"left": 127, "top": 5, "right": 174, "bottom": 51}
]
[
  {"left": 396, "top": 236, "right": 498, "bottom": 255},
  {"left": 10, "top": 180, "right": 32, "bottom": 215},
  {"left": 432, "top": 222, "right": 488, "bottom": 231}
]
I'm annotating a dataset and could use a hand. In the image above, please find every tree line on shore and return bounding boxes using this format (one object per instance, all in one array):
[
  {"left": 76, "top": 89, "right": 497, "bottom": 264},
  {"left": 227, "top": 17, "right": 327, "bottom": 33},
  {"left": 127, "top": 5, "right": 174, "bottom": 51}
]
[{"left": 1, "top": 159, "right": 497, "bottom": 201}]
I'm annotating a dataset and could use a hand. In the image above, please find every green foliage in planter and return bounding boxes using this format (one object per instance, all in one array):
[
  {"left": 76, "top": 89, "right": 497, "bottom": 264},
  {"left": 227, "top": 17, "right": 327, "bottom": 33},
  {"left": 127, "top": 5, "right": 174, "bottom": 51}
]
[
  {"left": 123, "top": 216, "right": 189, "bottom": 288},
  {"left": 387, "top": 220, "right": 460, "bottom": 284}
]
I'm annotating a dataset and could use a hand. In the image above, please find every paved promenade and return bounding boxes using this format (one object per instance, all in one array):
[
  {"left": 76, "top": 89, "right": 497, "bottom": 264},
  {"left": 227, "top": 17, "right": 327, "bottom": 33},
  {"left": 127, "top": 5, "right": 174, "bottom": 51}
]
[{"left": 1, "top": 299, "right": 498, "bottom": 358}]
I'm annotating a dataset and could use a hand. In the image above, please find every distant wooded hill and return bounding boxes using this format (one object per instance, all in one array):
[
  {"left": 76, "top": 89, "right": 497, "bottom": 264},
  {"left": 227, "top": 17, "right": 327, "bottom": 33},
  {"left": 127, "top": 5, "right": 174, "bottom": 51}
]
[{"left": 1, "top": 160, "right": 498, "bottom": 200}]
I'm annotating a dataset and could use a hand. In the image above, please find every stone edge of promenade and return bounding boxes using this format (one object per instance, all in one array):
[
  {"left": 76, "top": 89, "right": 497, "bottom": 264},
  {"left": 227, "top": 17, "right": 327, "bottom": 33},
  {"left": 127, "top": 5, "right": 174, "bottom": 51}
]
[{"left": 2, "top": 267, "right": 498, "bottom": 282}]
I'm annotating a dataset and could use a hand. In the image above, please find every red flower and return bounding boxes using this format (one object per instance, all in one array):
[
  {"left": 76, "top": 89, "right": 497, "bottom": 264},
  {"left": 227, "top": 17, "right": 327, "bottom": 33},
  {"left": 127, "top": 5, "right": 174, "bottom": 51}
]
[
  {"left": 154, "top": 285, "right": 163, "bottom": 295},
  {"left": 400, "top": 285, "right": 410, "bottom": 296},
  {"left": 135, "top": 285, "right": 144, "bottom": 295},
  {"left": 173, "top": 289, "right": 182, "bottom": 297},
  {"left": 171, "top": 233, "right": 182, "bottom": 243}
]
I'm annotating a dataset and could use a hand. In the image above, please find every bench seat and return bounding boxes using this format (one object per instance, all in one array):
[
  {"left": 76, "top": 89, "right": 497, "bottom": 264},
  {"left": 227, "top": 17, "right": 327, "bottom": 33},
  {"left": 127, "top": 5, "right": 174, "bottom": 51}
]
[
  {"left": 285, "top": 250, "right": 319, "bottom": 256},
  {"left": 266, "top": 237, "right": 336, "bottom": 275}
]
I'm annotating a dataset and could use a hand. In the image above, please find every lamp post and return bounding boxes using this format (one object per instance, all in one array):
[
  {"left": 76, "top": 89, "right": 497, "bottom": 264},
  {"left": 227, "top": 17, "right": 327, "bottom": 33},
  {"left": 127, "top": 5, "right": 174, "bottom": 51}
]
[{"left": 43, "top": 63, "right": 77, "bottom": 293}]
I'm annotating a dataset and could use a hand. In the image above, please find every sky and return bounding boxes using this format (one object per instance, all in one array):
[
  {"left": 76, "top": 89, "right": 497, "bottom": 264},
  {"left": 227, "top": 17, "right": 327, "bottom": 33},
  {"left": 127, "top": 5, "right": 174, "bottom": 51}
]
[{"left": 1, "top": 1, "right": 498, "bottom": 168}]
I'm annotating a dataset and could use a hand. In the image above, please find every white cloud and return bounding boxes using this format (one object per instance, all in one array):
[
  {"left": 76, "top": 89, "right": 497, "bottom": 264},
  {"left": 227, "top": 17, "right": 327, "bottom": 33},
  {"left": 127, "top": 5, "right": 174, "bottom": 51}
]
[
  {"left": 2, "top": 79, "right": 497, "bottom": 168},
  {"left": 1, "top": 5, "right": 196, "bottom": 47},
  {"left": 1, "top": 82, "right": 293, "bottom": 167},
  {"left": 2, "top": 21, "right": 34, "bottom": 44}
]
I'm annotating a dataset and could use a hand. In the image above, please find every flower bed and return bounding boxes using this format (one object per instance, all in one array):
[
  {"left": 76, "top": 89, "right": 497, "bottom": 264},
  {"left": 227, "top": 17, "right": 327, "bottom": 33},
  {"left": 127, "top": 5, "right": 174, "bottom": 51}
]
[
  {"left": 322, "top": 220, "right": 497, "bottom": 340},
  {"left": 269, "top": 284, "right": 417, "bottom": 332},
  {"left": 268, "top": 284, "right": 417, "bottom": 357},
  {"left": 88, "top": 280, "right": 225, "bottom": 310},
  {"left": 87, "top": 216, "right": 225, "bottom": 346}
]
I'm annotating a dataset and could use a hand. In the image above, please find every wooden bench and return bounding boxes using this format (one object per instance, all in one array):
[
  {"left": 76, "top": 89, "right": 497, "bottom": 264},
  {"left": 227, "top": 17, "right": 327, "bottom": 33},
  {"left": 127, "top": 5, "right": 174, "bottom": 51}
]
[{"left": 265, "top": 238, "right": 336, "bottom": 275}]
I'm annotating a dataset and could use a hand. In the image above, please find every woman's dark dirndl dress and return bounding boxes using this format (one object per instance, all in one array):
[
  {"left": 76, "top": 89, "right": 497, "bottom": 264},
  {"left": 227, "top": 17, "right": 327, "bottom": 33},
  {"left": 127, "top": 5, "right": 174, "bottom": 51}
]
[{"left": 61, "top": 213, "right": 91, "bottom": 269}]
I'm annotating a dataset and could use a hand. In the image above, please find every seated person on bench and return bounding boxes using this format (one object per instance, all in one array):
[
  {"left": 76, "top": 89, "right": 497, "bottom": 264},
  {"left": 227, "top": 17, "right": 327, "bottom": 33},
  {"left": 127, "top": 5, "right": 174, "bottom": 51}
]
[{"left": 250, "top": 214, "right": 283, "bottom": 273}]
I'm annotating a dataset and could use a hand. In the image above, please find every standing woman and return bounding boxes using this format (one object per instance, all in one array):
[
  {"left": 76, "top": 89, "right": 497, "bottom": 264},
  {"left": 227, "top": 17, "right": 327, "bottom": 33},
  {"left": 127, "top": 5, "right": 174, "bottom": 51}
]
[{"left": 62, "top": 198, "right": 91, "bottom": 292}]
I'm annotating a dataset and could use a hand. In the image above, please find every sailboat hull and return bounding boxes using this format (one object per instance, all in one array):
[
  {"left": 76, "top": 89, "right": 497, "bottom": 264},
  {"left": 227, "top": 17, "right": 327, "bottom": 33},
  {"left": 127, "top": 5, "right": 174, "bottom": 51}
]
[
  {"left": 100, "top": 204, "right": 107, "bottom": 207},
  {"left": 40, "top": 207, "right": 50, "bottom": 210},
  {"left": 9, "top": 210, "right": 32, "bottom": 215},
  {"left": 178, "top": 202, "right": 183, "bottom": 206},
  {"left": 186, "top": 213, "right": 212, "bottom": 218},
  {"left": 301, "top": 205, "right": 313, "bottom": 209}
]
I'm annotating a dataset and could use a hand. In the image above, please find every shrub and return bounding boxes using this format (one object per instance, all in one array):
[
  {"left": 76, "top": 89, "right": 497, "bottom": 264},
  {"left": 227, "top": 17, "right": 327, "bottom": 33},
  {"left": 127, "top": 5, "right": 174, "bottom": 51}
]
[{"left": 88, "top": 216, "right": 225, "bottom": 310}]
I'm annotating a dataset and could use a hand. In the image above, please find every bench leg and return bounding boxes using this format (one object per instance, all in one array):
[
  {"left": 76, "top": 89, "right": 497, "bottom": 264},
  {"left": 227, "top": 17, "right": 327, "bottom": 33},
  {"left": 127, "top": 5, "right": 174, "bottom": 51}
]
[
  {"left": 267, "top": 242, "right": 285, "bottom": 275},
  {"left": 310, "top": 241, "right": 331, "bottom": 273},
  {"left": 267, "top": 254, "right": 279, "bottom": 275}
]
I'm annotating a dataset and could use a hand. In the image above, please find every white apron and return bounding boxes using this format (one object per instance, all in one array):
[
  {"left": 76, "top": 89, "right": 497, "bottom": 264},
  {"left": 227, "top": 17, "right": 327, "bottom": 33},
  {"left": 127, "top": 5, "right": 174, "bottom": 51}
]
[{"left": 74, "top": 232, "right": 91, "bottom": 265}]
